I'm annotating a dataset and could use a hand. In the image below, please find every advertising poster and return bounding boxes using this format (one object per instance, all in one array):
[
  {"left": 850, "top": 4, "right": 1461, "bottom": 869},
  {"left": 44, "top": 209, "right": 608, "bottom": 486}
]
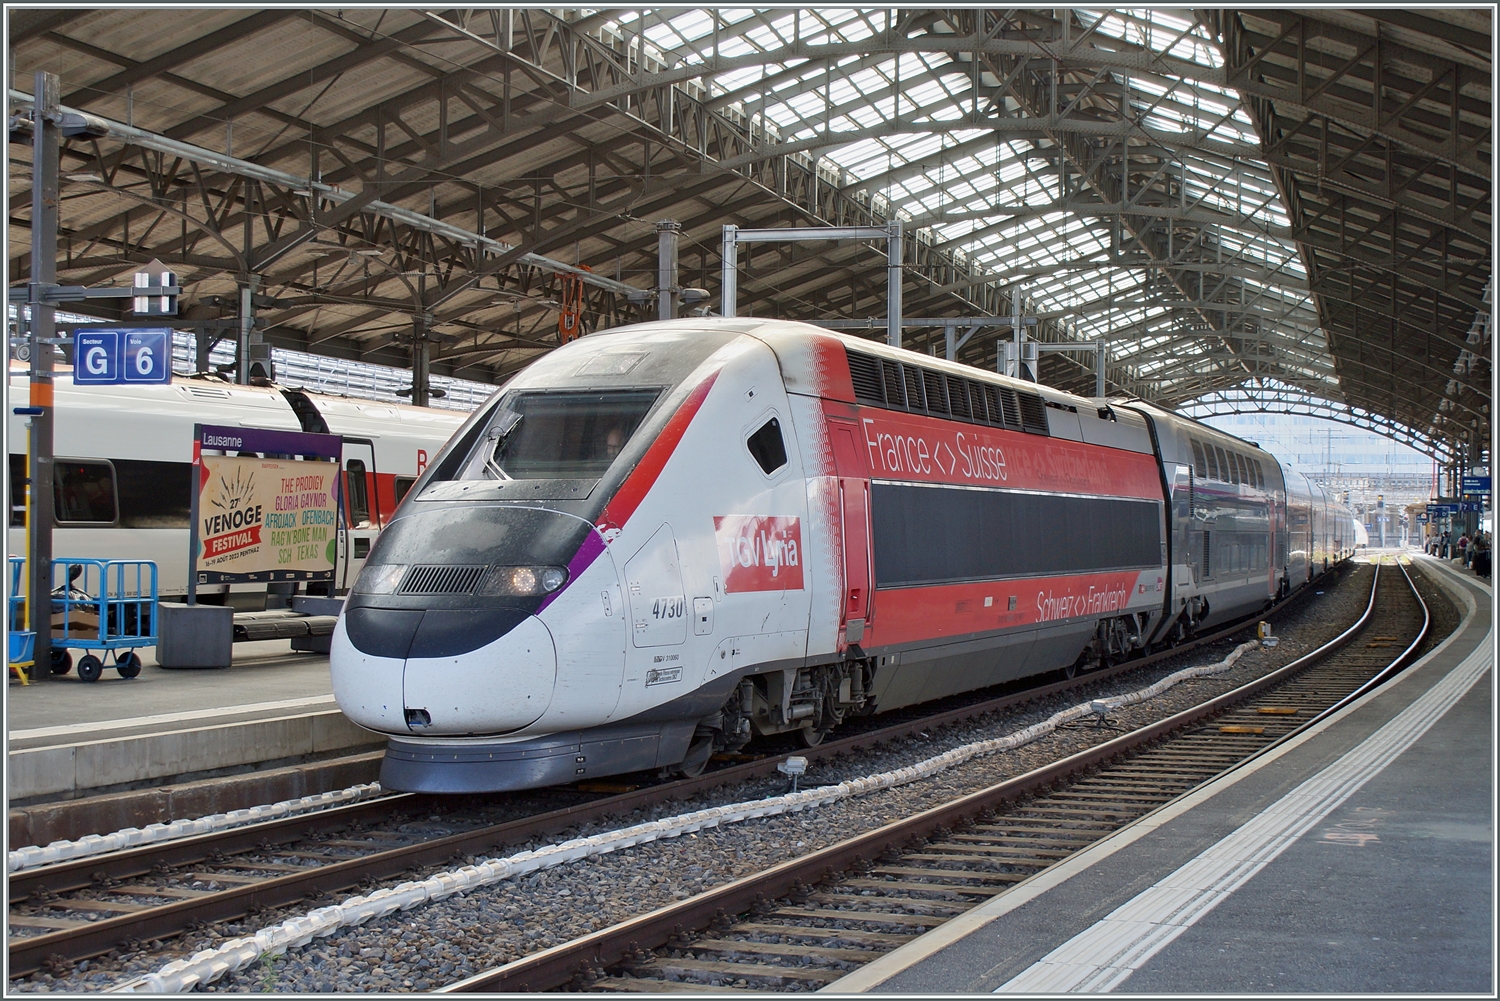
[{"left": 197, "top": 455, "right": 339, "bottom": 584}]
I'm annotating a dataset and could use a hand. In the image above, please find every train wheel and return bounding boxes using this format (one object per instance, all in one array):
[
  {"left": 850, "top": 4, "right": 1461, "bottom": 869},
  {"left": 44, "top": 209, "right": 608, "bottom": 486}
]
[
  {"left": 50, "top": 649, "right": 73, "bottom": 675},
  {"left": 677, "top": 735, "right": 715, "bottom": 778},
  {"left": 797, "top": 725, "right": 826, "bottom": 748},
  {"left": 116, "top": 652, "right": 142, "bottom": 679},
  {"left": 76, "top": 655, "right": 104, "bottom": 683}
]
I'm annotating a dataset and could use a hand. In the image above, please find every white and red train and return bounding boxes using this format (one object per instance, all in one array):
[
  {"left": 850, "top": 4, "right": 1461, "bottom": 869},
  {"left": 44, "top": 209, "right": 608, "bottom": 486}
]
[
  {"left": 330, "top": 318, "right": 1356, "bottom": 793},
  {"left": 6, "top": 365, "right": 464, "bottom": 603}
]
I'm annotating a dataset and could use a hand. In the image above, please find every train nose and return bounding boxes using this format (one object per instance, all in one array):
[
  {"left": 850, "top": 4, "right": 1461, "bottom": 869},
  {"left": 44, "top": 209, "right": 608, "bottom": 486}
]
[{"left": 332, "top": 606, "right": 557, "bottom": 735}]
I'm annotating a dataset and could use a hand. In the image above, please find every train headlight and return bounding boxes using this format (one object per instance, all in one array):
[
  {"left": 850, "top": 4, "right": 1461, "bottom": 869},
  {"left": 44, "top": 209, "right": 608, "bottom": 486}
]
[
  {"left": 482, "top": 565, "right": 568, "bottom": 596},
  {"left": 354, "top": 563, "right": 408, "bottom": 595}
]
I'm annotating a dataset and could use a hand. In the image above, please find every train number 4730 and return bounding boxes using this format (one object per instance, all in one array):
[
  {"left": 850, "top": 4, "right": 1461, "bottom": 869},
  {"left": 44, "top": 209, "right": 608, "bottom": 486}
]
[{"left": 652, "top": 596, "right": 686, "bottom": 620}]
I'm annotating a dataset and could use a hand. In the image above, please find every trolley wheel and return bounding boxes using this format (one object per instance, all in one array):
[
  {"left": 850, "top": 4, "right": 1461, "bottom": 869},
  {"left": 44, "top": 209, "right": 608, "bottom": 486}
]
[
  {"left": 50, "top": 649, "right": 73, "bottom": 676},
  {"left": 76, "top": 654, "right": 104, "bottom": 683},
  {"left": 116, "top": 652, "right": 142, "bottom": 679}
]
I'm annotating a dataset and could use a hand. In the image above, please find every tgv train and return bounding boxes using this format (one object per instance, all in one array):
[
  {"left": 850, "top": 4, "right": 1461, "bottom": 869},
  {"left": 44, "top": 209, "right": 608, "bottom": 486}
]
[
  {"left": 330, "top": 319, "right": 1356, "bottom": 792},
  {"left": 6, "top": 366, "right": 464, "bottom": 603}
]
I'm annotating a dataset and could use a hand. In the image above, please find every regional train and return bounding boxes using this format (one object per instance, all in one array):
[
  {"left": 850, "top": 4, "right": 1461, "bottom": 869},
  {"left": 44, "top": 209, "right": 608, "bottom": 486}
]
[
  {"left": 330, "top": 318, "right": 1357, "bottom": 793},
  {"left": 6, "top": 364, "right": 465, "bottom": 605}
]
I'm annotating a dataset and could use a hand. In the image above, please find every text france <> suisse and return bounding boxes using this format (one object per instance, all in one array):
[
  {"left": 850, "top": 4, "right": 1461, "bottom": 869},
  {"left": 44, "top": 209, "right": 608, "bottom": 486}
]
[{"left": 861, "top": 417, "right": 1007, "bottom": 482}]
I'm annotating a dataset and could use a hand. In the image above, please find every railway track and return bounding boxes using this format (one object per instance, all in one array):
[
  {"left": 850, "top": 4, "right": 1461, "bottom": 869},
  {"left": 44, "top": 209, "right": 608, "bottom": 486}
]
[
  {"left": 441, "top": 557, "right": 1431, "bottom": 993},
  {"left": 4, "top": 564, "right": 1350, "bottom": 979}
]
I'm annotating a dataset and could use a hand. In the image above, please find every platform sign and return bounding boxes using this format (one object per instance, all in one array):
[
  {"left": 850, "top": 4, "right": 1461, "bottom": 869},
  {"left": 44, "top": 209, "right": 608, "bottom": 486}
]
[
  {"left": 189, "top": 424, "right": 343, "bottom": 590},
  {"left": 1461, "top": 475, "right": 1490, "bottom": 496},
  {"left": 1427, "top": 503, "right": 1458, "bottom": 517},
  {"left": 72, "top": 327, "right": 173, "bottom": 385},
  {"left": 123, "top": 330, "right": 170, "bottom": 382},
  {"left": 72, "top": 329, "right": 119, "bottom": 384},
  {"left": 1458, "top": 500, "right": 1484, "bottom": 512}
]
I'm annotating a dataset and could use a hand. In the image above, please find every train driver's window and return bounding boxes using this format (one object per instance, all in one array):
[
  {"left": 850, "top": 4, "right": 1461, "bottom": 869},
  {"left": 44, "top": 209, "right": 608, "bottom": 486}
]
[
  {"left": 746, "top": 417, "right": 788, "bottom": 475},
  {"left": 9, "top": 454, "right": 24, "bottom": 527},
  {"left": 345, "top": 460, "right": 371, "bottom": 528},
  {"left": 54, "top": 460, "right": 117, "bottom": 524},
  {"left": 393, "top": 476, "right": 416, "bottom": 506}
]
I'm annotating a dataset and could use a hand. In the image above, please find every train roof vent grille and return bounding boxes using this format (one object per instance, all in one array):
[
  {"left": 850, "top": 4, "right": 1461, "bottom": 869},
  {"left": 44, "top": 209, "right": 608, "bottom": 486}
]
[
  {"left": 995, "top": 386, "right": 1021, "bottom": 429},
  {"left": 185, "top": 386, "right": 233, "bottom": 399},
  {"left": 948, "top": 376, "right": 973, "bottom": 420},
  {"left": 399, "top": 564, "right": 486, "bottom": 595},
  {"left": 880, "top": 359, "right": 905, "bottom": 409},
  {"left": 1017, "top": 391, "right": 1050, "bottom": 435},
  {"left": 922, "top": 370, "right": 948, "bottom": 417},
  {"left": 845, "top": 351, "right": 884, "bottom": 406}
]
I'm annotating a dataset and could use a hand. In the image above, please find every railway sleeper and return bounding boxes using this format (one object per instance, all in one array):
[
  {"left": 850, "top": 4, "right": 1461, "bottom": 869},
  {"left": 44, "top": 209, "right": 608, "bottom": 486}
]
[
  {"left": 731, "top": 923, "right": 916, "bottom": 948},
  {"left": 685, "top": 938, "right": 881, "bottom": 964},
  {"left": 641, "top": 957, "right": 844, "bottom": 985}
]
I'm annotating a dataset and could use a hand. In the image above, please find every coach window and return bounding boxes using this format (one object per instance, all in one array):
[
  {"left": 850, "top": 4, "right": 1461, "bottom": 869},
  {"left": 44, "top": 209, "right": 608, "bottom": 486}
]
[
  {"left": 345, "top": 460, "right": 371, "bottom": 528},
  {"left": 114, "top": 459, "right": 192, "bottom": 529},
  {"left": 1204, "top": 443, "right": 1219, "bottom": 480},
  {"left": 394, "top": 476, "right": 416, "bottom": 506},
  {"left": 746, "top": 417, "right": 788, "bottom": 475},
  {"left": 1252, "top": 459, "right": 1265, "bottom": 489},
  {"left": 54, "top": 460, "right": 117, "bottom": 524},
  {"left": 8, "top": 455, "right": 24, "bottom": 527},
  {"left": 1190, "top": 440, "right": 1207, "bottom": 478},
  {"left": 1213, "top": 446, "right": 1231, "bottom": 482}
]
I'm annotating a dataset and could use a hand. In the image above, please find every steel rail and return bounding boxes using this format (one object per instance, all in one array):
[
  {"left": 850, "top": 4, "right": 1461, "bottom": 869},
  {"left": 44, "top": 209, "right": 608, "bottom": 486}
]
[
  {"left": 5, "top": 564, "right": 1340, "bottom": 977},
  {"left": 442, "top": 561, "right": 1425, "bottom": 993}
]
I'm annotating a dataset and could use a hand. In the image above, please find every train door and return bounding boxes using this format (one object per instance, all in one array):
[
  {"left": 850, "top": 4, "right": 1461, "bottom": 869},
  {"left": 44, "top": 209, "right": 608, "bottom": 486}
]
[
  {"left": 826, "top": 420, "right": 874, "bottom": 649},
  {"left": 338, "top": 438, "right": 381, "bottom": 592}
]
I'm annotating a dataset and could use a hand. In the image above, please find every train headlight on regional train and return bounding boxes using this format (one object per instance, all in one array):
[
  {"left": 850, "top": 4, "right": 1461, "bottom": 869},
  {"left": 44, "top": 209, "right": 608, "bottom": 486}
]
[
  {"left": 481, "top": 565, "right": 568, "bottom": 596},
  {"left": 354, "top": 563, "right": 408, "bottom": 595}
]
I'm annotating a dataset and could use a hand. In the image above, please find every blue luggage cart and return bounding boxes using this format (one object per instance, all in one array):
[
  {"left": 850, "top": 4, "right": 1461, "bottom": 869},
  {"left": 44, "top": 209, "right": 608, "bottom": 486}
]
[
  {"left": 9, "top": 556, "right": 34, "bottom": 683},
  {"left": 51, "top": 559, "right": 159, "bottom": 682}
]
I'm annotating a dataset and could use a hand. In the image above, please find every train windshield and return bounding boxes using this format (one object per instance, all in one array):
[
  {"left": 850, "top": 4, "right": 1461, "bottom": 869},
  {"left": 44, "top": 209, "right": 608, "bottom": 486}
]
[{"left": 464, "top": 389, "right": 659, "bottom": 481}]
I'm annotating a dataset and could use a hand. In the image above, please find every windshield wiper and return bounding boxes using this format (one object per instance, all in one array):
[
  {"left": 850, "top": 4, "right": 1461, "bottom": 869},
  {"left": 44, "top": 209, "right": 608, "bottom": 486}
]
[{"left": 483, "top": 410, "right": 523, "bottom": 480}]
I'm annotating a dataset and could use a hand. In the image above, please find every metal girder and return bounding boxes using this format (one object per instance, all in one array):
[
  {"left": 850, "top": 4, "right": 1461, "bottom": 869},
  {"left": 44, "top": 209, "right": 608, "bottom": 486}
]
[
  {"left": 1177, "top": 385, "right": 1456, "bottom": 462},
  {"left": 6, "top": 6, "right": 1487, "bottom": 455},
  {"left": 1207, "top": 8, "right": 1489, "bottom": 465}
]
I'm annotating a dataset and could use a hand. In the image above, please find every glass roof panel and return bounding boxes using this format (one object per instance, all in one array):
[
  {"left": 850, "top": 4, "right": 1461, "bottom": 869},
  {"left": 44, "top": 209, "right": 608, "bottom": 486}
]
[{"left": 613, "top": 7, "right": 1331, "bottom": 400}]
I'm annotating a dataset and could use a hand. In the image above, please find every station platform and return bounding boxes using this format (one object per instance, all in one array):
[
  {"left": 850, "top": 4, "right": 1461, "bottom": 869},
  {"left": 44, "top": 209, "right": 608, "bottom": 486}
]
[
  {"left": 7, "top": 640, "right": 383, "bottom": 844},
  {"left": 832, "top": 555, "right": 1493, "bottom": 995}
]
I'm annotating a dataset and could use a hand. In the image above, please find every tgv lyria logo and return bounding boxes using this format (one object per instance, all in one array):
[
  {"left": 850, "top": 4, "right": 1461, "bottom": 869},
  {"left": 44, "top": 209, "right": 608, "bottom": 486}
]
[{"left": 713, "top": 515, "right": 805, "bottom": 592}]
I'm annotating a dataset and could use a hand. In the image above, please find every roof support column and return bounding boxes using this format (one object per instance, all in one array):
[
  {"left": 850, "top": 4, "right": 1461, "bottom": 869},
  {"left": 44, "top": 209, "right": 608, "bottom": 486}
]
[
  {"left": 656, "top": 219, "right": 681, "bottom": 322},
  {"left": 410, "top": 316, "right": 431, "bottom": 408},
  {"left": 720, "top": 225, "right": 738, "bottom": 318},
  {"left": 26, "top": 70, "right": 59, "bottom": 678},
  {"left": 236, "top": 275, "right": 261, "bottom": 384},
  {"left": 887, "top": 221, "right": 902, "bottom": 348}
]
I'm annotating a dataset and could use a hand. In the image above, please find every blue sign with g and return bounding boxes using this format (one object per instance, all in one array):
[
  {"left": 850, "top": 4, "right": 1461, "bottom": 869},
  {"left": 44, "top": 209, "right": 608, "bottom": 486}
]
[{"left": 72, "top": 330, "right": 119, "bottom": 384}]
